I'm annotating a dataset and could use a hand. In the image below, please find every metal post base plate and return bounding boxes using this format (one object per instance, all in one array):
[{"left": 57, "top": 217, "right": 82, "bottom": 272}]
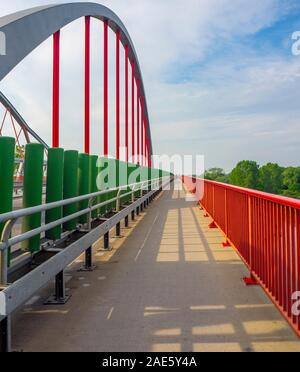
[
  {"left": 222, "top": 241, "right": 231, "bottom": 247},
  {"left": 98, "top": 247, "right": 113, "bottom": 252},
  {"left": 243, "top": 277, "right": 259, "bottom": 286},
  {"left": 78, "top": 265, "right": 97, "bottom": 272},
  {"left": 44, "top": 294, "right": 71, "bottom": 305}
]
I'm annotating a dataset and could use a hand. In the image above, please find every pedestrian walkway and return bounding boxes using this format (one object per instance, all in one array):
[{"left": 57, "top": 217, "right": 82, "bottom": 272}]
[{"left": 12, "top": 179, "right": 300, "bottom": 352}]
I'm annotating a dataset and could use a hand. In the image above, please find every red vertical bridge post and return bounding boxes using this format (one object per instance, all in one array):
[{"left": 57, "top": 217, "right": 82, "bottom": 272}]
[
  {"left": 52, "top": 30, "right": 60, "bottom": 148},
  {"left": 137, "top": 79, "right": 140, "bottom": 165},
  {"left": 116, "top": 31, "right": 120, "bottom": 160},
  {"left": 84, "top": 16, "right": 90, "bottom": 154},
  {"left": 103, "top": 20, "right": 108, "bottom": 157},
  {"left": 141, "top": 98, "right": 144, "bottom": 166},
  {"left": 125, "top": 45, "right": 129, "bottom": 162},
  {"left": 131, "top": 61, "right": 135, "bottom": 162}
]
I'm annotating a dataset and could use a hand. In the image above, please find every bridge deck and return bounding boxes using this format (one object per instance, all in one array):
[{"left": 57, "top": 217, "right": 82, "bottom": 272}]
[{"left": 12, "top": 180, "right": 300, "bottom": 352}]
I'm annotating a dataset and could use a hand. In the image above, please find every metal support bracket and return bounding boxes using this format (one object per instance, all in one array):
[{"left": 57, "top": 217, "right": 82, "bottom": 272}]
[
  {"left": 78, "top": 247, "right": 96, "bottom": 272},
  {"left": 243, "top": 274, "right": 259, "bottom": 286},
  {"left": 222, "top": 240, "right": 231, "bottom": 248},
  {"left": 124, "top": 215, "right": 129, "bottom": 228},
  {"left": 44, "top": 271, "right": 71, "bottom": 305},
  {"left": 0, "top": 316, "right": 9, "bottom": 353},
  {"left": 114, "top": 222, "right": 122, "bottom": 238},
  {"left": 102, "top": 231, "right": 112, "bottom": 251}
]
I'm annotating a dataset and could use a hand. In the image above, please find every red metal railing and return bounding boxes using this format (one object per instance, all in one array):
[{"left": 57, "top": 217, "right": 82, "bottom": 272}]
[{"left": 182, "top": 176, "right": 300, "bottom": 337}]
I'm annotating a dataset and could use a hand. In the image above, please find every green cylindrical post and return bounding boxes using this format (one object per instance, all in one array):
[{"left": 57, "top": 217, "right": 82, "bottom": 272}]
[
  {"left": 0, "top": 137, "right": 15, "bottom": 267},
  {"left": 107, "top": 158, "right": 117, "bottom": 212},
  {"left": 119, "top": 160, "right": 127, "bottom": 204},
  {"left": 96, "top": 158, "right": 102, "bottom": 216},
  {"left": 98, "top": 157, "right": 108, "bottom": 216},
  {"left": 21, "top": 143, "right": 44, "bottom": 253},
  {"left": 115, "top": 159, "right": 120, "bottom": 209},
  {"left": 45, "top": 148, "right": 64, "bottom": 240},
  {"left": 63, "top": 150, "right": 79, "bottom": 231},
  {"left": 78, "top": 153, "right": 90, "bottom": 224},
  {"left": 90, "top": 155, "right": 98, "bottom": 218}
]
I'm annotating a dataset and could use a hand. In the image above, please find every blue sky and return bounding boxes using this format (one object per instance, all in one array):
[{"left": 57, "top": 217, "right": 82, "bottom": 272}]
[{"left": 1, "top": 0, "right": 300, "bottom": 172}]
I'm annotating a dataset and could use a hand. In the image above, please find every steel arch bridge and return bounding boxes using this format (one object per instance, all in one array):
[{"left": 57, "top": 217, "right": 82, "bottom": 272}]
[
  {"left": 0, "top": 2, "right": 152, "bottom": 164},
  {"left": 1, "top": 2, "right": 300, "bottom": 354},
  {"left": 0, "top": 2, "right": 173, "bottom": 352}
]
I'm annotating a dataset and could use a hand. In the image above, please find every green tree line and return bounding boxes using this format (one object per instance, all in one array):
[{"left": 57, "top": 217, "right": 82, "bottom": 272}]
[{"left": 204, "top": 161, "right": 300, "bottom": 199}]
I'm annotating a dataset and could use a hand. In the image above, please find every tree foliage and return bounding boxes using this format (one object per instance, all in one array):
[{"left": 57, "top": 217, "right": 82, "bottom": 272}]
[
  {"left": 229, "top": 160, "right": 260, "bottom": 189},
  {"left": 205, "top": 162, "right": 300, "bottom": 199},
  {"left": 281, "top": 167, "right": 300, "bottom": 198},
  {"left": 204, "top": 168, "right": 228, "bottom": 183},
  {"left": 259, "top": 163, "right": 283, "bottom": 194}
]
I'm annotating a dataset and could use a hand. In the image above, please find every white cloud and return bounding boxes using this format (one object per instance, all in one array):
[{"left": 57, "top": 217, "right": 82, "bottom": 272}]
[{"left": 0, "top": 0, "right": 300, "bottom": 170}]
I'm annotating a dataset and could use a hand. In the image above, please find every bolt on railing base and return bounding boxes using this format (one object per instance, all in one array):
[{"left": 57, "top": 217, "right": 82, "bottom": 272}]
[{"left": 208, "top": 221, "right": 218, "bottom": 229}]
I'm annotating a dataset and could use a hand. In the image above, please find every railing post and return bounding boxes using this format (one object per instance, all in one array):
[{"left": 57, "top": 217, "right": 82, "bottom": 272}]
[
  {"left": 84, "top": 16, "right": 90, "bottom": 154},
  {"left": 52, "top": 31, "right": 60, "bottom": 148},
  {"left": 125, "top": 45, "right": 129, "bottom": 162},
  {"left": 45, "top": 270, "right": 70, "bottom": 305},
  {"left": 115, "top": 189, "right": 122, "bottom": 237},
  {"left": 131, "top": 60, "right": 135, "bottom": 161},
  {"left": 0, "top": 246, "right": 7, "bottom": 286},
  {"left": 125, "top": 215, "right": 129, "bottom": 228},
  {"left": 137, "top": 80, "right": 140, "bottom": 164},
  {"left": 104, "top": 232, "right": 110, "bottom": 250},
  {"left": 243, "top": 195, "right": 258, "bottom": 286},
  {"left": 0, "top": 316, "right": 10, "bottom": 353},
  {"left": 0, "top": 219, "right": 17, "bottom": 286},
  {"left": 116, "top": 31, "right": 120, "bottom": 160},
  {"left": 208, "top": 184, "right": 217, "bottom": 229},
  {"left": 116, "top": 222, "right": 121, "bottom": 237},
  {"left": 103, "top": 20, "right": 109, "bottom": 157},
  {"left": 222, "top": 188, "right": 231, "bottom": 247},
  {"left": 139, "top": 184, "right": 143, "bottom": 213},
  {"left": 79, "top": 197, "right": 96, "bottom": 271}
]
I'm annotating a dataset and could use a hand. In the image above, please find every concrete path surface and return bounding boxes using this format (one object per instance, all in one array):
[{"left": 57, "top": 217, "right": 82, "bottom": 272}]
[{"left": 12, "top": 179, "right": 300, "bottom": 352}]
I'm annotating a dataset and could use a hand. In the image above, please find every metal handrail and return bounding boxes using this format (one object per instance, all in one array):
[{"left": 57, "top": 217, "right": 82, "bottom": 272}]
[
  {"left": 0, "top": 176, "right": 165, "bottom": 284},
  {"left": 0, "top": 178, "right": 162, "bottom": 243},
  {"left": 187, "top": 177, "right": 300, "bottom": 209},
  {"left": 0, "top": 178, "right": 161, "bottom": 224}
]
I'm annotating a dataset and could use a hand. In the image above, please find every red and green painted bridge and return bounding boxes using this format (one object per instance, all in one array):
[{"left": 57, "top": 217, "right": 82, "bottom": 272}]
[{"left": 0, "top": 3, "right": 300, "bottom": 353}]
